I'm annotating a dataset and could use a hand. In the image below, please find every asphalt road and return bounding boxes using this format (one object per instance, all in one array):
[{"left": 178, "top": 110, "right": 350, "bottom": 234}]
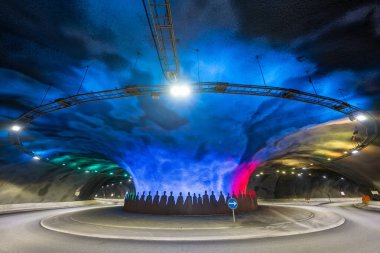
[{"left": 0, "top": 204, "right": 379, "bottom": 253}]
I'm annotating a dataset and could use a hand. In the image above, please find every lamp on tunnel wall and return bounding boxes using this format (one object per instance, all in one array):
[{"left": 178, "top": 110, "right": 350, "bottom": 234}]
[
  {"left": 351, "top": 150, "right": 359, "bottom": 154},
  {"left": 349, "top": 112, "right": 367, "bottom": 122},
  {"left": 355, "top": 114, "right": 367, "bottom": 121},
  {"left": 32, "top": 156, "right": 40, "bottom": 160}
]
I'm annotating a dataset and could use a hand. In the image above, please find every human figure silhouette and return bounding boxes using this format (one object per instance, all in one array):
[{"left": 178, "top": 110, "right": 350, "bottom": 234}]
[
  {"left": 197, "top": 194, "right": 203, "bottom": 213},
  {"left": 167, "top": 191, "right": 176, "bottom": 214},
  {"left": 176, "top": 192, "right": 184, "bottom": 212},
  {"left": 137, "top": 191, "right": 146, "bottom": 212},
  {"left": 184, "top": 192, "right": 192, "bottom": 214},
  {"left": 203, "top": 191, "right": 210, "bottom": 214},
  {"left": 218, "top": 191, "right": 226, "bottom": 213},
  {"left": 159, "top": 191, "right": 167, "bottom": 208},
  {"left": 152, "top": 191, "right": 160, "bottom": 213},
  {"left": 145, "top": 191, "right": 153, "bottom": 212},
  {"left": 210, "top": 191, "right": 217, "bottom": 210},
  {"left": 192, "top": 193, "right": 198, "bottom": 207}
]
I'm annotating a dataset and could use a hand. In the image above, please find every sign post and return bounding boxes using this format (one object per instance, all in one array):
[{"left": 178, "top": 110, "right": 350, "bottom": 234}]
[{"left": 227, "top": 198, "right": 238, "bottom": 223}]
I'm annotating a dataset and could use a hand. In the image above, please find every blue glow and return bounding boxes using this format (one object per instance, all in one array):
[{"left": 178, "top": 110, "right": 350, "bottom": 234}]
[{"left": 0, "top": 1, "right": 378, "bottom": 195}]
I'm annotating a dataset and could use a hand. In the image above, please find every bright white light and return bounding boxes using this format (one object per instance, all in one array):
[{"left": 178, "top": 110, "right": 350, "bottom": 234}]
[
  {"left": 33, "top": 156, "right": 40, "bottom": 160},
  {"left": 256, "top": 174, "right": 260, "bottom": 177},
  {"left": 297, "top": 173, "right": 302, "bottom": 177},
  {"left": 352, "top": 150, "right": 359, "bottom": 154},
  {"left": 11, "top": 125, "right": 21, "bottom": 132},
  {"left": 323, "top": 175, "right": 327, "bottom": 179},
  {"left": 302, "top": 167, "right": 307, "bottom": 170},
  {"left": 355, "top": 114, "right": 367, "bottom": 121},
  {"left": 170, "top": 84, "right": 191, "bottom": 97}
]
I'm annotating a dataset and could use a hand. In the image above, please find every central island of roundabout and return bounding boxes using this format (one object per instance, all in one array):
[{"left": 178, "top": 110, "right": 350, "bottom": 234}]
[{"left": 41, "top": 197, "right": 344, "bottom": 241}]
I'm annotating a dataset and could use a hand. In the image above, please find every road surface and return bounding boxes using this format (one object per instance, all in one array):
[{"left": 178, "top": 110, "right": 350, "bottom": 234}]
[{"left": 0, "top": 204, "right": 379, "bottom": 253}]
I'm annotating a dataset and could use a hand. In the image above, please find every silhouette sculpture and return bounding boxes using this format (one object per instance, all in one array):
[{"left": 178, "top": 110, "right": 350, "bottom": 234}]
[{"left": 124, "top": 191, "right": 258, "bottom": 215}]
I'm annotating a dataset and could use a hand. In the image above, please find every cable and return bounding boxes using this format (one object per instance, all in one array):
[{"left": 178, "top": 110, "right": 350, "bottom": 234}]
[
  {"left": 76, "top": 66, "right": 89, "bottom": 95},
  {"left": 256, "top": 55, "right": 267, "bottom": 86}
]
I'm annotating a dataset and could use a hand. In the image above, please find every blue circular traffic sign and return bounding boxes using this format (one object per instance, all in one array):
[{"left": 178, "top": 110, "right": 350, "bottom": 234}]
[{"left": 227, "top": 198, "right": 238, "bottom": 210}]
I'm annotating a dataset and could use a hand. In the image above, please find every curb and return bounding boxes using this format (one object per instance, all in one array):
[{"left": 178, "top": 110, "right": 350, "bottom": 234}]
[{"left": 40, "top": 208, "right": 345, "bottom": 241}]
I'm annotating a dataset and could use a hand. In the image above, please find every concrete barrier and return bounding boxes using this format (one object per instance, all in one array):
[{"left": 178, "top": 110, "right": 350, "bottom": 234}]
[{"left": 0, "top": 200, "right": 97, "bottom": 215}]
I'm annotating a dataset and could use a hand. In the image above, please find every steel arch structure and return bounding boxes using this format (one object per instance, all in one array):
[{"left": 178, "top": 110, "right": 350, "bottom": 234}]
[{"left": 9, "top": 82, "right": 377, "bottom": 159}]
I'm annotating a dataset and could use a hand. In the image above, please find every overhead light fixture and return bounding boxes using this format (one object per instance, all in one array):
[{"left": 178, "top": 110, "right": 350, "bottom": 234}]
[
  {"left": 170, "top": 84, "right": 191, "bottom": 97},
  {"left": 11, "top": 125, "right": 22, "bottom": 132},
  {"left": 355, "top": 114, "right": 367, "bottom": 121},
  {"left": 343, "top": 151, "right": 348, "bottom": 154},
  {"left": 351, "top": 150, "right": 359, "bottom": 154},
  {"left": 33, "top": 156, "right": 40, "bottom": 160},
  {"left": 260, "top": 172, "right": 264, "bottom": 175},
  {"left": 327, "top": 158, "right": 331, "bottom": 161}
]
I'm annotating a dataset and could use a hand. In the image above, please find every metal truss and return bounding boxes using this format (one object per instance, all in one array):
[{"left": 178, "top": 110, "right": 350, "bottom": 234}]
[
  {"left": 143, "top": 0, "right": 179, "bottom": 81},
  {"left": 9, "top": 82, "right": 377, "bottom": 159}
]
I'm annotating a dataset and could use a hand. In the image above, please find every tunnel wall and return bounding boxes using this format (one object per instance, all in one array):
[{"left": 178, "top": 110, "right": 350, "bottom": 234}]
[
  {"left": 0, "top": 144, "right": 120, "bottom": 204},
  {"left": 248, "top": 171, "right": 366, "bottom": 199}
]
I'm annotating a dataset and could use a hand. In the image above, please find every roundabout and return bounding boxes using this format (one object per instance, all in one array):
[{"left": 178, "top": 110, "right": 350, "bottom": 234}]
[{"left": 40, "top": 204, "right": 344, "bottom": 241}]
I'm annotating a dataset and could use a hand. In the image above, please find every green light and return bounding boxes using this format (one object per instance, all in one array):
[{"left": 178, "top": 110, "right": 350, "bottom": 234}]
[
  {"left": 109, "top": 172, "right": 114, "bottom": 176},
  {"left": 124, "top": 173, "right": 128, "bottom": 177}
]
